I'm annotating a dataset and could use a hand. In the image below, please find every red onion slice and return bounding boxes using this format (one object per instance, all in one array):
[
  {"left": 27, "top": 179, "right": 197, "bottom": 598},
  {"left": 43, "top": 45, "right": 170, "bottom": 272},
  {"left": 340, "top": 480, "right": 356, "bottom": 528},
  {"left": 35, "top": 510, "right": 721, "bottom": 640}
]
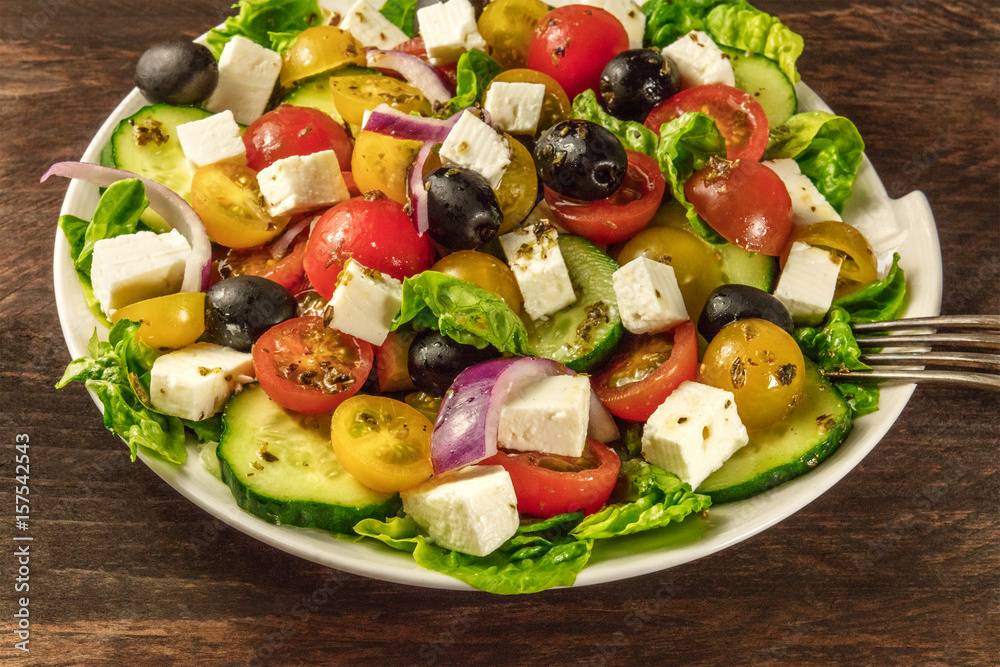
[
  {"left": 366, "top": 49, "right": 453, "bottom": 107},
  {"left": 364, "top": 104, "right": 460, "bottom": 143},
  {"left": 430, "top": 357, "right": 619, "bottom": 474},
  {"left": 269, "top": 216, "right": 312, "bottom": 259},
  {"left": 42, "top": 161, "right": 211, "bottom": 293},
  {"left": 409, "top": 141, "right": 435, "bottom": 236}
]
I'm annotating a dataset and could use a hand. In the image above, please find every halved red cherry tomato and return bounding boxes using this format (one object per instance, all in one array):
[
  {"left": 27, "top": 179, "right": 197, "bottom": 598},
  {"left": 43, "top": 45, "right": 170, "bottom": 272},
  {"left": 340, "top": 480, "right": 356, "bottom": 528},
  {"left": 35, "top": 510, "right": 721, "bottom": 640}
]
[
  {"left": 591, "top": 321, "right": 698, "bottom": 422},
  {"left": 644, "top": 83, "right": 769, "bottom": 161},
  {"left": 218, "top": 233, "right": 309, "bottom": 292},
  {"left": 480, "top": 439, "right": 620, "bottom": 518},
  {"left": 685, "top": 157, "right": 793, "bottom": 256},
  {"left": 544, "top": 150, "right": 665, "bottom": 244},
  {"left": 243, "top": 104, "right": 353, "bottom": 172},
  {"left": 526, "top": 5, "right": 629, "bottom": 101},
  {"left": 252, "top": 316, "right": 373, "bottom": 415},
  {"left": 304, "top": 193, "right": 436, "bottom": 300}
]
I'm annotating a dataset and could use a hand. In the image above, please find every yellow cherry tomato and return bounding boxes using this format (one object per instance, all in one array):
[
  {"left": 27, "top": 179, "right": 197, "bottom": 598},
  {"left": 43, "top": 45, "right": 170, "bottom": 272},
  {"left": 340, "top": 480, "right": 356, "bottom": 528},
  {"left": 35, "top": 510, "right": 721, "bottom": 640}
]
[
  {"left": 111, "top": 292, "right": 206, "bottom": 351},
  {"left": 490, "top": 69, "right": 571, "bottom": 133},
  {"left": 280, "top": 26, "right": 366, "bottom": 88},
  {"left": 477, "top": 0, "right": 549, "bottom": 69},
  {"left": 329, "top": 74, "right": 427, "bottom": 128},
  {"left": 331, "top": 396, "right": 434, "bottom": 493},
  {"left": 781, "top": 220, "right": 878, "bottom": 298},
  {"left": 190, "top": 162, "right": 289, "bottom": 249},
  {"left": 350, "top": 130, "right": 423, "bottom": 204},
  {"left": 431, "top": 250, "right": 523, "bottom": 314},
  {"left": 494, "top": 134, "right": 538, "bottom": 234}
]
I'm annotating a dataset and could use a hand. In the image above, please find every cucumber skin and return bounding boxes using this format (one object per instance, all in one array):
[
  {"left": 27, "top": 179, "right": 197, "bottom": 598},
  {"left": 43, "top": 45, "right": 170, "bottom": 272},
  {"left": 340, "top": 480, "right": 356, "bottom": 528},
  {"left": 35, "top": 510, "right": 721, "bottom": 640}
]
[
  {"left": 218, "top": 454, "right": 401, "bottom": 534},
  {"left": 698, "top": 367, "right": 853, "bottom": 504}
]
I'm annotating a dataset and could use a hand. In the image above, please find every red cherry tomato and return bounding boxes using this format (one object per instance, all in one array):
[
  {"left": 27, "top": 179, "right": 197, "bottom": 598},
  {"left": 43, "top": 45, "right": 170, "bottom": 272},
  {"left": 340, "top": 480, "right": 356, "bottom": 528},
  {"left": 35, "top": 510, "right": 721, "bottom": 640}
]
[
  {"left": 252, "top": 317, "right": 373, "bottom": 415},
  {"left": 480, "top": 440, "right": 621, "bottom": 518},
  {"left": 243, "top": 104, "right": 353, "bottom": 172},
  {"left": 644, "top": 84, "right": 769, "bottom": 161},
  {"left": 544, "top": 150, "right": 665, "bottom": 244},
  {"left": 685, "top": 157, "right": 793, "bottom": 256},
  {"left": 526, "top": 5, "right": 628, "bottom": 101},
  {"left": 218, "top": 233, "right": 309, "bottom": 292},
  {"left": 304, "top": 194, "right": 436, "bottom": 300},
  {"left": 591, "top": 321, "right": 699, "bottom": 422}
]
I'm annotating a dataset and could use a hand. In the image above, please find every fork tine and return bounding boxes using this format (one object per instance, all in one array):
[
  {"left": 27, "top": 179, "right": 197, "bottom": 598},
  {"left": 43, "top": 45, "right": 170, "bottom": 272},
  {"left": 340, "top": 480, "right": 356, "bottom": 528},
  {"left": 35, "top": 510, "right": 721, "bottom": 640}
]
[
  {"left": 850, "top": 315, "right": 1000, "bottom": 332},
  {"left": 860, "top": 351, "right": 1000, "bottom": 371},
  {"left": 854, "top": 333, "right": 1000, "bottom": 350},
  {"left": 824, "top": 370, "right": 1000, "bottom": 391}
]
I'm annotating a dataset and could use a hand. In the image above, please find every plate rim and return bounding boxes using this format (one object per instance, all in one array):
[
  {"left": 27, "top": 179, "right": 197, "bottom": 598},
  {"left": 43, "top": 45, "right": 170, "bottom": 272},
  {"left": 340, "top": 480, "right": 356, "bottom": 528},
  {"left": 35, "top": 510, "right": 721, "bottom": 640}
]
[{"left": 51, "top": 80, "right": 944, "bottom": 591}]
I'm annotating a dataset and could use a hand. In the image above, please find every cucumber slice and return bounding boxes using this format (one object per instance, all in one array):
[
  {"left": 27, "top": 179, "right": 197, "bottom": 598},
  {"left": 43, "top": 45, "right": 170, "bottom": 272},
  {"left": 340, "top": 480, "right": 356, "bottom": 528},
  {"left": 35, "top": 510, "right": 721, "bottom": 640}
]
[
  {"left": 279, "top": 66, "right": 375, "bottom": 122},
  {"left": 218, "top": 385, "right": 400, "bottom": 533},
  {"left": 729, "top": 53, "right": 797, "bottom": 127},
  {"left": 715, "top": 243, "right": 777, "bottom": 292},
  {"left": 109, "top": 104, "right": 212, "bottom": 231},
  {"left": 525, "top": 234, "right": 623, "bottom": 372},
  {"left": 698, "top": 365, "right": 852, "bottom": 503}
]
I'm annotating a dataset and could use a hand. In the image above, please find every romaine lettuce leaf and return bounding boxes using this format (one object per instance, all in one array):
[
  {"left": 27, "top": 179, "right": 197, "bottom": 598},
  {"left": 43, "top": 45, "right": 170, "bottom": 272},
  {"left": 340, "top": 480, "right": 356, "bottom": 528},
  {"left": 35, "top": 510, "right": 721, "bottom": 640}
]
[
  {"left": 766, "top": 111, "right": 865, "bottom": 214},
  {"left": 57, "top": 321, "right": 221, "bottom": 464},
  {"left": 834, "top": 254, "right": 906, "bottom": 323},
  {"left": 391, "top": 271, "right": 532, "bottom": 355},
  {"left": 206, "top": 0, "right": 323, "bottom": 58},
  {"left": 794, "top": 307, "right": 879, "bottom": 417},
  {"left": 571, "top": 460, "right": 711, "bottom": 540},
  {"left": 642, "top": 0, "right": 739, "bottom": 49},
  {"left": 704, "top": 3, "right": 804, "bottom": 82},
  {"left": 450, "top": 49, "right": 504, "bottom": 112},
  {"left": 354, "top": 514, "right": 593, "bottom": 594},
  {"left": 571, "top": 89, "right": 659, "bottom": 157},
  {"left": 653, "top": 111, "right": 728, "bottom": 243},
  {"left": 380, "top": 0, "right": 418, "bottom": 38}
]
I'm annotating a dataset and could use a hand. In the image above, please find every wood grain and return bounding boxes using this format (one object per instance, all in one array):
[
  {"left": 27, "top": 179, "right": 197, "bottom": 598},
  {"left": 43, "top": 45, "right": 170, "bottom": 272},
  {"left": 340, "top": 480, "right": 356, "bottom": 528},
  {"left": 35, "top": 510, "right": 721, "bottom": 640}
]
[{"left": 1, "top": 1, "right": 998, "bottom": 664}]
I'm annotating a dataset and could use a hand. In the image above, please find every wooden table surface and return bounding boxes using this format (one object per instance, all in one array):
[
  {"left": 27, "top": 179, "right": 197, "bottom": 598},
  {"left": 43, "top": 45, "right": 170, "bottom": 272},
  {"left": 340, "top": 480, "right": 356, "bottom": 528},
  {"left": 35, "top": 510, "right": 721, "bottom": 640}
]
[{"left": 2, "top": 1, "right": 998, "bottom": 664}]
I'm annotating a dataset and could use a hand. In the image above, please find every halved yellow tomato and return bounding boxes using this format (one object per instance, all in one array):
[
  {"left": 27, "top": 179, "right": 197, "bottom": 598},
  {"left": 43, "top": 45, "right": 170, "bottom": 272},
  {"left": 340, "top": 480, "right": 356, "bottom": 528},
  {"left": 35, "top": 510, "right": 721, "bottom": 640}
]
[
  {"left": 350, "top": 130, "right": 423, "bottom": 204},
  {"left": 280, "top": 26, "right": 366, "bottom": 88},
  {"left": 488, "top": 69, "right": 571, "bottom": 133},
  {"left": 780, "top": 220, "right": 878, "bottom": 298},
  {"left": 477, "top": 0, "right": 549, "bottom": 69},
  {"left": 111, "top": 292, "right": 205, "bottom": 351},
  {"left": 190, "top": 162, "right": 289, "bottom": 248},
  {"left": 330, "top": 396, "right": 434, "bottom": 493},
  {"left": 494, "top": 133, "right": 538, "bottom": 233},
  {"left": 329, "top": 75, "right": 427, "bottom": 128}
]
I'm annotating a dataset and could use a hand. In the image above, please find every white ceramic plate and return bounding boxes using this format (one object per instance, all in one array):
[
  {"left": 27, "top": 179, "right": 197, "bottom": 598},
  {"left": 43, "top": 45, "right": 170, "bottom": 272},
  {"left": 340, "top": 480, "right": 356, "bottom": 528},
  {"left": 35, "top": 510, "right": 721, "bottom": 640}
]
[{"left": 52, "top": 81, "right": 942, "bottom": 591}]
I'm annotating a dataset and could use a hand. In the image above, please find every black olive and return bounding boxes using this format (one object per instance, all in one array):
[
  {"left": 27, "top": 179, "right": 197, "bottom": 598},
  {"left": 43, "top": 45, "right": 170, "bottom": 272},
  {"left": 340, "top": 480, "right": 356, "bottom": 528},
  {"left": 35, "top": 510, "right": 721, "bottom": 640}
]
[
  {"left": 599, "top": 49, "right": 681, "bottom": 123},
  {"left": 424, "top": 166, "right": 503, "bottom": 250},
  {"left": 698, "top": 284, "right": 795, "bottom": 343},
  {"left": 205, "top": 276, "right": 298, "bottom": 351},
  {"left": 135, "top": 42, "right": 219, "bottom": 106},
  {"left": 407, "top": 329, "right": 500, "bottom": 395},
  {"left": 534, "top": 120, "right": 627, "bottom": 201}
]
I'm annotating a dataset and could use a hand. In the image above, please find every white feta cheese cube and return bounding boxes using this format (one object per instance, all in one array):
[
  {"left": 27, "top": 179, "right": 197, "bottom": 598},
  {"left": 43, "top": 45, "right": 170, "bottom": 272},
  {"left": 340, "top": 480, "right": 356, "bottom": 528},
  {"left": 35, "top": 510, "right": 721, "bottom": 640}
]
[
  {"left": 499, "top": 223, "right": 576, "bottom": 320},
  {"left": 401, "top": 465, "right": 519, "bottom": 557},
  {"left": 662, "top": 30, "right": 735, "bottom": 89},
  {"left": 612, "top": 257, "right": 689, "bottom": 334},
  {"left": 773, "top": 242, "right": 843, "bottom": 326},
  {"left": 438, "top": 111, "right": 511, "bottom": 189},
  {"left": 320, "top": 0, "right": 386, "bottom": 25},
  {"left": 91, "top": 230, "right": 191, "bottom": 316},
  {"left": 257, "top": 150, "right": 351, "bottom": 217},
  {"left": 642, "top": 381, "right": 748, "bottom": 490},
  {"left": 175, "top": 110, "right": 246, "bottom": 169},
  {"left": 205, "top": 36, "right": 282, "bottom": 125},
  {"left": 497, "top": 375, "right": 591, "bottom": 457},
  {"left": 483, "top": 81, "right": 546, "bottom": 135},
  {"left": 417, "top": 0, "right": 487, "bottom": 65},
  {"left": 763, "top": 159, "right": 842, "bottom": 225},
  {"left": 324, "top": 259, "right": 403, "bottom": 346},
  {"left": 340, "top": 0, "right": 409, "bottom": 50},
  {"left": 149, "top": 343, "right": 255, "bottom": 422}
]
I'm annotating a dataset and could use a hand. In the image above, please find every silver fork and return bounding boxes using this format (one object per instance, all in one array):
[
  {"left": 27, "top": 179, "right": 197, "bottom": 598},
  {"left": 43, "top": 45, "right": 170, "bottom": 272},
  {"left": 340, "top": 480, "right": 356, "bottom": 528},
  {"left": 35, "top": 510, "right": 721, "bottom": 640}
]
[{"left": 823, "top": 315, "right": 1000, "bottom": 391}]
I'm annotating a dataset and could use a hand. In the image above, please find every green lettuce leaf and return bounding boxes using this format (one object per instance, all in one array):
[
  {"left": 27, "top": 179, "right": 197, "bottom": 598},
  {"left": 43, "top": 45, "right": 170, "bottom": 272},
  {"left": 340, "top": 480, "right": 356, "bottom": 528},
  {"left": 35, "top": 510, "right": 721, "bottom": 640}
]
[
  {"left": 571, "top": 460, "right": 711, "bottom": 540},
  {"left": 449, "top": 49, "right": 504, "bottom": 112},
  {"left": 571, "top": 89, "right": 660, "bottom": 157},
  {"left": 766, "top": 111, "right": 866, "bottom": 214},
  {"left": 704, "top": 3, "right": 804, "bottom": 82},
  {"left": 642, "top": 0, "right": 740, "bottom": 49},
  {"left": 206, "top": 0, "right": 323, "bottom": 58},
  {"left": 354, "top": 514, "right": 593, "bottom": 594},
  {"left": 380, "top": 0, "right": 418, "bottom": 38},
  {"left": 653, "top": 111, "right": 728, "bottom": 243},
  {"left": 57, "top": 320, "right": 194, "bottom": 464},
  {"left": 391, "top": 271, "right": 532, "bottom": 355},
  {"left": 794, "top": 307, "right": 879, "bottom": 417},
  {"left": 267, "top": 30, "right": 300, "bottom": 54},
  {"left": 834, "top": 254, "right": 906, "bottom": 323}
]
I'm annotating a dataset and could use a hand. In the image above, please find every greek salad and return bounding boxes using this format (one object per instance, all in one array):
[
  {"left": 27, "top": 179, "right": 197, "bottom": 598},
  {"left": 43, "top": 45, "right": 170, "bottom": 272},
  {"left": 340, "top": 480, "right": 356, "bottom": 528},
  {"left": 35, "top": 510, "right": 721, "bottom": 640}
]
[{"left": 51, "top": 0, "right": 908, "bottom": 594}]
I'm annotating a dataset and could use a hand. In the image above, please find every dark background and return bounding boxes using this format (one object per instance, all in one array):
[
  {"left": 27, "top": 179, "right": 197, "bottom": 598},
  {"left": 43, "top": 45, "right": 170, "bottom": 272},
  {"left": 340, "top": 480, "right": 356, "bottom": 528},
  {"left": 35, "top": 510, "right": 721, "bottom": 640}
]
[{"left": 1, "top": 1, "right": 997, "bottom": 664}]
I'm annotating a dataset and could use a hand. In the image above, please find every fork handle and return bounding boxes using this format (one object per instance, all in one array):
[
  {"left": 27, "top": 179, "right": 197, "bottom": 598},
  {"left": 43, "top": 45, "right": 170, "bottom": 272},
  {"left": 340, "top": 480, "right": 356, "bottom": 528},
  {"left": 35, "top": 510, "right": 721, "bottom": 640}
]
[{"left": 825, "top": 370, "right": 1000, "bottom": 391}]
